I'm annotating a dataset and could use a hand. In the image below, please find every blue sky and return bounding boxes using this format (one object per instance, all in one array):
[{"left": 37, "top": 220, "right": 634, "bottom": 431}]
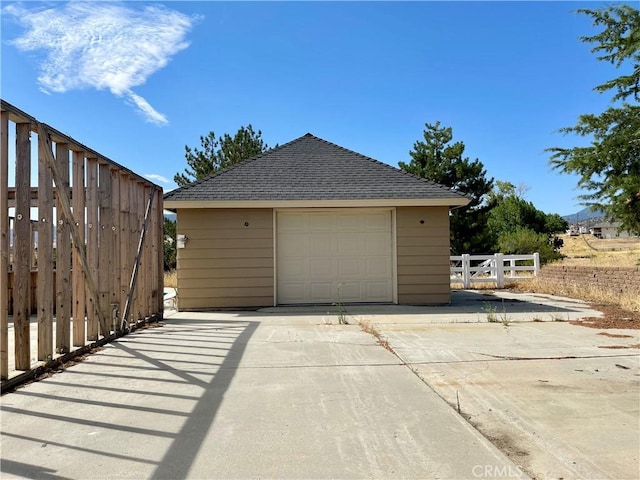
[{"left": 0, "top": 1, "right": 627, "bottom": 216}]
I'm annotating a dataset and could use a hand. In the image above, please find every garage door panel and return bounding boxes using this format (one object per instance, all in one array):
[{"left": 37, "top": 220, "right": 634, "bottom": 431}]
[
  {"left": 310, "top": 282, "right": 333, "bottom": 301},
  {"left": 337, "top": 235, "right": 361, "bottom": 255},
  {"left": 337, "top": 214, "right": 363, "bottom": 230},
  {"left": 366, "top": 281, "right": 392, "bottom": 300},
  {"left": 338, "top": 282, "right": 361, "bottom": 301},
  {"left": 280, "top": 258, "right": 305, "bottom": 278},
  {"left": 338, "top": 258, "right": 361, "bottom": 277},
  {"left": 309, "top": 258, "right": 334, "bottom": 278},
  {"left": 366, "top": 257, "right": 391, "bottom": 276},
  {"left": 365, "top": 212, "right": 390, "bottom": 230},
  {"left": 309, "top": 214, "right": 334, "bottom": 231},
  {"left": 280, "top": 235, "right": 308, "bottom": 255},
  {"left": 279, "top": 283, "right": 306, "bottom": 304},
  {"left": 277, "top": 210, "right": 393, "bottom": 304},
  {"left": 278, "top": 214, "right": 307, "bottom": 231},
  {"left": 310, "top": 235, "right": 334, "bottom": 255},
  {"left": 365, "top": 235, "right": 390, "bottom": 254}
]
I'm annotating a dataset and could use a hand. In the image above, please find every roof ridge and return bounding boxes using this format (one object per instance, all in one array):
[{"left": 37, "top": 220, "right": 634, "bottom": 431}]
[{"left": 301, "top": 134, "right": 469, "bottom": 199}]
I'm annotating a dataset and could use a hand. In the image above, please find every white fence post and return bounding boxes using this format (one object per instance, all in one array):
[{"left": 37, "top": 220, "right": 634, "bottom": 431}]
[
  {"left": 451, "top": 253, "right": 539, "bottom": 289},
  {"left": 462, "top": 253, "right": 470, "bottom": 289},
  {"left": 495, "top": 252, "right": 504, "bottom": 288}
]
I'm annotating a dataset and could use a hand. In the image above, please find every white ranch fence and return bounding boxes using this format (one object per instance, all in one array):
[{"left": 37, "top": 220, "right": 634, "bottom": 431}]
[{"left": 450, "top": 253, "right": 540, "bottom": 288}]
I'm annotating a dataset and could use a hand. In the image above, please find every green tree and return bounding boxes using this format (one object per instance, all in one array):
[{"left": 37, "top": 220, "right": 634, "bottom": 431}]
[
  {"left": 174, "top": 125, "right": 271, "bottom": 187},
  {"left": 487, "top": 182, "right": 549, "bottom": 239},
  {"left": 163, "top": 217, "right": 177, "bottom": 271},
  {"left": 487, "top": 182, "right": 568, "bottom": 263},
  {"left": 399, "top": 122, "right": 495, "bottom": 254},
  {"left": 549, "top": 5, "right": 640, "bottom": 235},
  {"left": 544, "top": 213, "right": 569, "bottom": 236}
]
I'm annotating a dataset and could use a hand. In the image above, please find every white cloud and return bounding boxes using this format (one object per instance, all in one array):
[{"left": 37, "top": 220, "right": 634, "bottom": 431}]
[
  {"left": 145, "top": 173, "right": 171, "bottom": 184},
  {"left": 127, "top": 91, "right": 168, "bottom": 126},
  {"left": 4, "top": 2, "right": 197, "bottom": 126}
]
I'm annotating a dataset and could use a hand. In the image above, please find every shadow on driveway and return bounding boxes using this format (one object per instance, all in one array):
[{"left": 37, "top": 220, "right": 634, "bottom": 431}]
[{"left": 1, "top": 317, "right": 258, "bottom": 480}]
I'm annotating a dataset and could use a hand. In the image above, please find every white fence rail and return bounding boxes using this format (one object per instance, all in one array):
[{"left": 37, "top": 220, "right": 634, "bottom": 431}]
[{"left": 450, "top": 253, "right": 540, "bottom": 288}]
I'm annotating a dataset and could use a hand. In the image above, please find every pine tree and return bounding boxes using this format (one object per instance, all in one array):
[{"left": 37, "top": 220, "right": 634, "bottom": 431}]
[
  {"left": 174, "top": 125, "right": 270, "bottom": 187},
  {"left": 399, "top": 122, "right": 494, "bottom": 253},
  {"left": 549, "top": 5, "right": 640, "bottom": 235}
]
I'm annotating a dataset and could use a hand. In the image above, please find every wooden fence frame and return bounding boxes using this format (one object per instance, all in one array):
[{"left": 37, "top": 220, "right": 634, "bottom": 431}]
[
  {"left": 450, "top": 253, "right": 540, "bottom": 288},
  {"left": 1, "top": 100, "right": 164, "bottom": 384}
]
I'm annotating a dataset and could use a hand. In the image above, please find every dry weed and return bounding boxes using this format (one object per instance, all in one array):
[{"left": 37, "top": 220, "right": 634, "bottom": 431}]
[
  {"left": 513, "top": 277, "right": 640, "bottom": 313},
  {"left": 164, "top": 269, "right": 177, "bottom": 288},
  {"left": 359, "top": 320, "right": 394, "bottom": 353},
  {"left": 560, "top": 253, "right": 640, "bottom": 267},
  {"left": 559, "top": 234, "right": 640, "bottom": 267}
]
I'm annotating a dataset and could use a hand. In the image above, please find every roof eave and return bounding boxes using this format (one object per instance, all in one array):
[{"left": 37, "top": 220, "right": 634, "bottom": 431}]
[{"left": 164, "top": 198, "right": 471, "bottom": 209}]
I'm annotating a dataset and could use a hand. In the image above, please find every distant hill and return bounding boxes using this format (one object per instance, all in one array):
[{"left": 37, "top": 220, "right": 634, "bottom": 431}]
[{"left": 563, "top": 206, "right": 604, "bottom": 223}]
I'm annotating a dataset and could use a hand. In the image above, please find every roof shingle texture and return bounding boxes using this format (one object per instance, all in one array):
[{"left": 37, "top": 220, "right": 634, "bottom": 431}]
[{"left": 164, "top": 133, "right": 469, "bottom": 202}]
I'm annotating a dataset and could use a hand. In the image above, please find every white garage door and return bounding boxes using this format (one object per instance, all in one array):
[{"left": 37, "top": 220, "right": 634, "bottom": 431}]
[{"left": 277, "top": 210, "right": 393, "bottom": 304}]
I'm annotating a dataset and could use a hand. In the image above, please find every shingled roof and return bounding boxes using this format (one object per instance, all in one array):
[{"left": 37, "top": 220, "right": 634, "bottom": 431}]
[{"left": 164, "top": 133, "right": 470, "bottom": 206}]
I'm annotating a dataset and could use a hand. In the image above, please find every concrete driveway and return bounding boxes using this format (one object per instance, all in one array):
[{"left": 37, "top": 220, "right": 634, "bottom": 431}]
[
  {"left": 2, "top": 306, "right": 523, "bottom": 480},
  {"left": 1, "top": 290, "right": 637, "bottom": 479},
  {"left": 348, "top": 291, "right": 640, "bottom": 480}
]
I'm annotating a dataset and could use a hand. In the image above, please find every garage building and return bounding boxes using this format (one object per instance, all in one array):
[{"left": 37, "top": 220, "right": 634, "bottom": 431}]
[{"left": 163, "top": 133, "right": 469, "bottom": 309}]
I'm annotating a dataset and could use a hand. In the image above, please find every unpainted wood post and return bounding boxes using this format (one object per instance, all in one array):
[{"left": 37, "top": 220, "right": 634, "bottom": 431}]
[
  {"left": 110, "top": 169, "right": 120, "bottom": 326},
  {"left": 14, "top": 123, "right": 31, "bottom": 370},
  {"left": 30, "top": 222, "right": 37, "bottom": 273},
  {"left": 151, "top": 191, "right": 162, "bottom": 316},
  {"left": 144, "top": 185, "right": 152, "bottom": 317},
  {"left": 98, "top": 163, "right": 113, "bottom": 335},
  {"left": 30, "top": 224, "right": 36, "bottom": 314},
  {"left": 128, "top": 180, "right": 138, "bottom": 320},
  {"left": 135, "top": 182, "right": 144, "bottom": 320},
  {"left": 86, "top": 158, "right": 99, "bottom": 341},
  {"left": 0, "top": 111, "right": 9, "bottom": 379},
  {"left": 37, "top": 130, "right": 54, "bottom": 360},
  {"left": 157, "top": 196, "right": 164, "bottom": 315},
  {"left": 72, "top": 150, "right": 86, "bottom": 346},
  {"left": 55, "top": 143, "right": 71, "bottom": 354},
  {"left": 119, "top": 173, "right": 131, "bottom": 324}
]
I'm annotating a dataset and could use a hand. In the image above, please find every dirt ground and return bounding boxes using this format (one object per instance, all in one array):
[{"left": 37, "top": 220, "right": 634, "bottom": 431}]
[{"left": 573, "top": 302, "right": 639, "bottom": 330}]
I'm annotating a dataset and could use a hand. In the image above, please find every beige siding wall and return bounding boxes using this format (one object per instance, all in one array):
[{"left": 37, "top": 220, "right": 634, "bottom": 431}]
[
  {"left": 396, "top": 206, "right": 451, "bottom": 304},
  {"left": 175, "top": 205, "right": 452, "bottom": 308},
  {"left": 177, "top": 208, "right": 273, "bottom": 309}
]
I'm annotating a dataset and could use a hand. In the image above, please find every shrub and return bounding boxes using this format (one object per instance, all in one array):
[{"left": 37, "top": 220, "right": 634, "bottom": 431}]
[{"left": 498, "top": 227, "right": 562, "bottom": 264}]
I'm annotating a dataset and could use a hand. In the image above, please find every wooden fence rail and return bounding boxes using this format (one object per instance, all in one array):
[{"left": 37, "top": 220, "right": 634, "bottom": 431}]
[
  {"left": 450, "top": 253, "right": 540, "bottom": 288},
  {"left": 1, "top": 99, "right": 164, "bottom": 384}
]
